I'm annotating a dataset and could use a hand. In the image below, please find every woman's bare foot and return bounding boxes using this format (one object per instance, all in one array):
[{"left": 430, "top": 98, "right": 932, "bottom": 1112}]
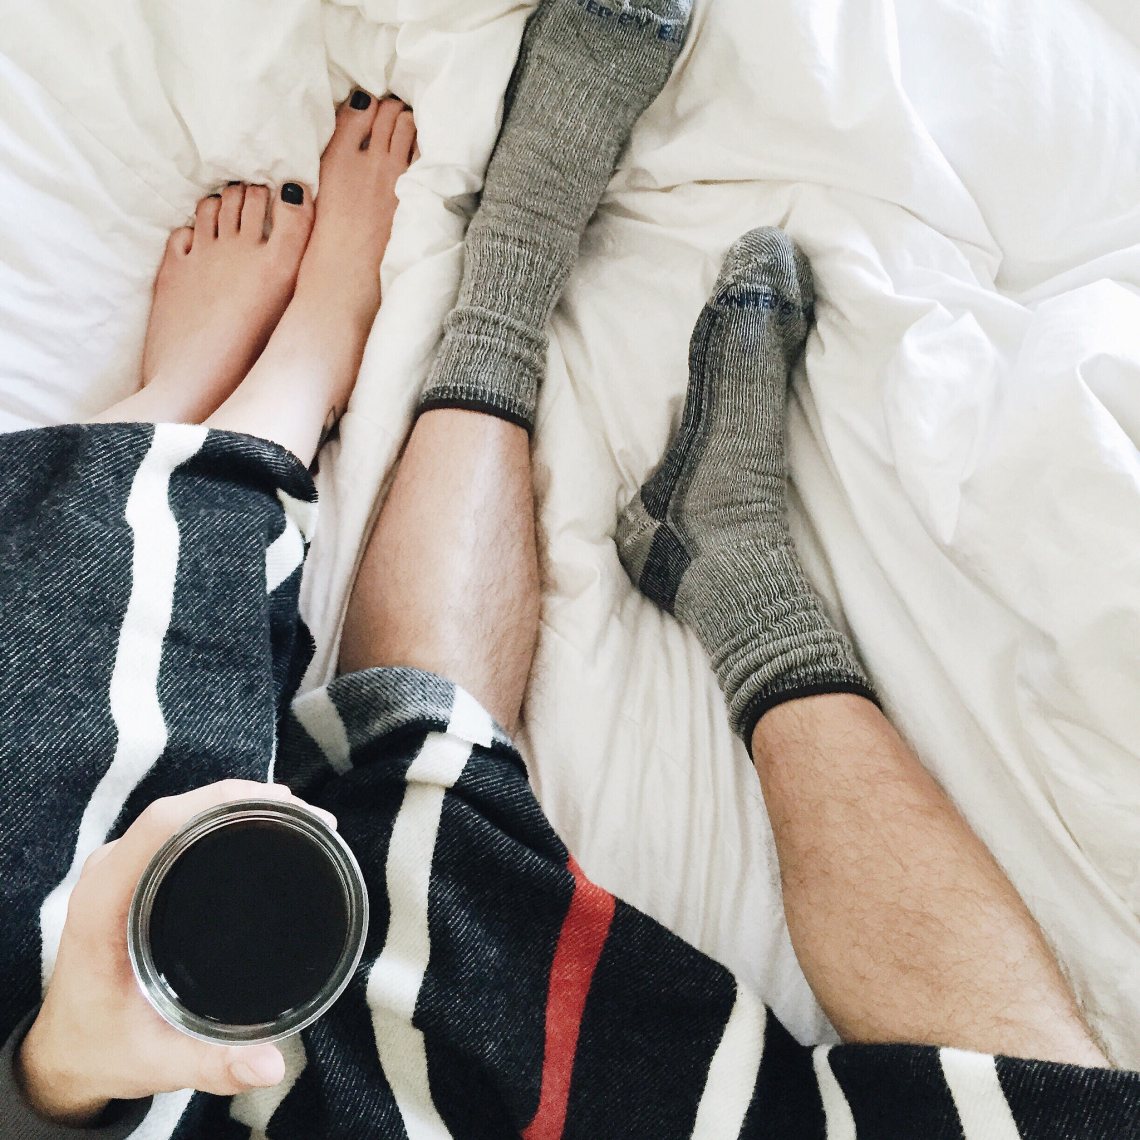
[
  {"left": 206, "top": 94, "right": 417, "bottom": 464},
  {"left": 294, "top": 93, "right": 417, "bottom": 334},
  {"left": 91, "top": 184, "right": 315, "bottom": 425}
]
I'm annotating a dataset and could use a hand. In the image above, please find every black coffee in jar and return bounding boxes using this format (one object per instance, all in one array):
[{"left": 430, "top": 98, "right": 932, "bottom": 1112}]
[{"left": 148, "top": 819, "right": 351, "bottom": 1026}]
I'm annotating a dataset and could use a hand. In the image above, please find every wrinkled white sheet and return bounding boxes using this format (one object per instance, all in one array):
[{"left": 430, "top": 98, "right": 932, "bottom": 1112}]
[{"left": 1, "top": 0, "right": 1137, "bottom": 1065}]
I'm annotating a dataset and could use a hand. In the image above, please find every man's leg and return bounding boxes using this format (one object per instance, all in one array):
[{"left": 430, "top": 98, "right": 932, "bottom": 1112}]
[
  {"left": 753, "top": 696, "right": 1107, "bottom": 1065},
  {"left": 339, "top": 410, "right": 539, "bottom": 733},
  {"left": 339, "top": 0, "right": 692, "bottom": 729},
  {"left": 618, "top": 227, "right": 1110, "bottom": 1065}
]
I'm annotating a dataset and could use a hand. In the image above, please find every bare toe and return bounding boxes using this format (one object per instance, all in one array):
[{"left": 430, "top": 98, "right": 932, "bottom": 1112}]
[
  {"left": 390, "top": 108, "right": 417, "bottom": 166},
  {"left": 369, "top": 97, "right": 405, "bottom": 154},
  {"left": 194, "top": 195, "right": 222, "bottom": 241},
  {"left": 269, "top": 182, "right": 316, "bottom": 258},
  {"left": 166, "top": 226, "right": 194, "bottom": 259},
  {"left": 331, "top": 90, "right": 381, "bottom": 153},
  {"left": 141, "top": 179, "right": 313, "bottom": 423},
  {"left": 218, "top": 183, "right": 246, "bottom": 236},
  {"left": 240, "top": 185, "right": 270, "bottom": 241}
]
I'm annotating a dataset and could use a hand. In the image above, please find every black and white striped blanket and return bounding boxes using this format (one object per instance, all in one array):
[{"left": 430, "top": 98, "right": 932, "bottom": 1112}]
[{"left": 1, "top": 424, "right": 1136, "bottom": 1139}]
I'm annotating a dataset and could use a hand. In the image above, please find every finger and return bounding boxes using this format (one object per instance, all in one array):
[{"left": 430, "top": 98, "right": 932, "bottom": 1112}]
[
  {"left": 207, "top": 1044, "right": 286, "bottom": 1096},
  {"left": 104, "top": 780, "right": 295, "bottom": 890},
  {"left": 64, "top": 840, "right": 123, "bottom": 932},
  {"left": 293, "top": 794, "right": 338, "bottom": 830},
  {"left": 142, "top": 1038, "right": 286, "bottom": 1099},
  {"left": 79, "top": 841, "right": 118, "bottom": 878}
]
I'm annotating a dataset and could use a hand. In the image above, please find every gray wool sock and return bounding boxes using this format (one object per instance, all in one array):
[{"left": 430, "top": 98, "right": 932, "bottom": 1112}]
[
  {"left": 418, "top": 0, "right": 692, "bottom": 431},
  {"left": 616, "top": 227, "right": 879, "bottom": 741}
]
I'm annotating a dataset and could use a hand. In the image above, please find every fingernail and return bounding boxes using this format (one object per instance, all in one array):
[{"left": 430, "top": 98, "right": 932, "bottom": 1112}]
[
  {"left": 295, "top": 799, "right": 338, "bottom": 830},
  {"left": 350, "top": 90, "right": 371, "bottom": 111},
  {"left": 281, "top": 183, "right": 304, "bottom": 205},
  {"left": 312, "top": 808, "right": 338, "bottom": 831},
  {"left": 231, "top": 1061, "right": 277, "bottom": 1088}
]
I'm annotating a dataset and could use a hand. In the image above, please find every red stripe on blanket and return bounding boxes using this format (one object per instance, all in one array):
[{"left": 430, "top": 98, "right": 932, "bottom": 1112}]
[{"left": 523, "top": 856, "right": 616, "bottom": 1140}]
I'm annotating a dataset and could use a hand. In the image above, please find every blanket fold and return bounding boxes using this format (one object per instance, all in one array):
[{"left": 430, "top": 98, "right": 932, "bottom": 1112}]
[{"left": 0, "top": 425, "right": 1135, "bottom": 1139}]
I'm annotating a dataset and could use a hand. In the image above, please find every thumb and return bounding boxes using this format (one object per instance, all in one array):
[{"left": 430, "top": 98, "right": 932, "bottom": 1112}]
[{"left": 198, "top": 1044, "right": 286, "bottom": 1096}]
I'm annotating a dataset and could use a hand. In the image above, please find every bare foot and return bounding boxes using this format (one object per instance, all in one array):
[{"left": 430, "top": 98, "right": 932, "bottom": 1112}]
[
  {"left": 92, "top": 183, "right": 315, "bottom": 425},
  {"left": 206, "top": 94, "right": 417, "bottom": 463},
  {"left": 294, "top": 93, "right": 417, "bottom": 333}
]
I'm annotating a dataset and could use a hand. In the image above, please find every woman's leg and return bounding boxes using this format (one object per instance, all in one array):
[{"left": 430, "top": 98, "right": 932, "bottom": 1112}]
[
  {"left": 207, "top": 95, "right": 417, "bottom": 464},
  {"left": 92, "top": 93, "right": 417, "bottom": 467},
  {"left": 88, "top": 183, "right": 314, "bottom": 427}
]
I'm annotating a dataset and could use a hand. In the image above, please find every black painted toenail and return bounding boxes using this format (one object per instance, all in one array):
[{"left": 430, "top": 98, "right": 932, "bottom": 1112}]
[
  {"left": 350, "top": 90, "right": 371, "bottom": 110},
  {"left": 281, "top": 183, "right": 304, "bottom": 205}
]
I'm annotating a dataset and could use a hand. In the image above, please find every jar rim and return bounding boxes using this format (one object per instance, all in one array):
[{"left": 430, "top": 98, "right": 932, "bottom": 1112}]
[{"left": 127, "top": 797, "right": 369, "bottom": 1045}]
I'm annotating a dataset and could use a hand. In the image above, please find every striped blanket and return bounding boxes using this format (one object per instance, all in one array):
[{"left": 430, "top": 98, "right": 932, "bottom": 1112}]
[{"left": 1, "top": 423, "right": 1136, "bottom": 1139}]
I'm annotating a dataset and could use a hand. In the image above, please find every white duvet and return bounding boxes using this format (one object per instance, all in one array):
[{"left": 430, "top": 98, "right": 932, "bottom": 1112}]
[{"left": 2, "top": 0, "right": 1137, "bottom": 1068}]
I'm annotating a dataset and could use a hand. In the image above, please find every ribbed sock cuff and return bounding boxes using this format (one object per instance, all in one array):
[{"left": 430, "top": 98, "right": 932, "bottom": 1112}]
[{"left": 417, "top": 306, "right": 546, "bottom": 433}]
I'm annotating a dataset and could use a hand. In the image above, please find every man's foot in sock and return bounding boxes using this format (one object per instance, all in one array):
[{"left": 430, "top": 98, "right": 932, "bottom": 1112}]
[
  {"left": 97, "top": 184, "right": 316, "bottom": 424},
  {"left": 616, "top": 227, "right": 878, "bottom": 740},
  {"left": 205, "top": 94, "right": 417, "bottom": 464},
  {"left": 418, "top": 0, "right": 694, "bottom": 431}
]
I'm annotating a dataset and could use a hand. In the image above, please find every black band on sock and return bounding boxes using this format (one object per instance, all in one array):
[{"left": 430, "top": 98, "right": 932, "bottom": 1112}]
[
  {"left": 738, "top": 680, "right": 882, "bottom": 745},
  {"left": 416, "top": 396, "right": 536, "bottom": 435}
]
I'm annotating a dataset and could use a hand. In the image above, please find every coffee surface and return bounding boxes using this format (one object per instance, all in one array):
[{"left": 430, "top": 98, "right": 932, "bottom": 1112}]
[{"left": 149, "top": 820, "right": 350, "bottom": 1025}]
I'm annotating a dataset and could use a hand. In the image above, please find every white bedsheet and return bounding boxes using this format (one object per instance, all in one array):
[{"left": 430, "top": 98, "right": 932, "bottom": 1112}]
[{"left": 1, "top": 0, "right": 1137, "bottom": 1065}]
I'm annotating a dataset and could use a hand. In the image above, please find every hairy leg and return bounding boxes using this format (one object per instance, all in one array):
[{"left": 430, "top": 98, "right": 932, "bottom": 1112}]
[
  {"left": 340, "top": 0, "right": 692, "bottom": 726},
  {"left": 753, "top": 695, "right": 1109, "bottom": 1065},
  {"left": 619, "top": 228, "right": 1109, "bottom": 1065},
  {"left": 339, "top": 410, "right": 540, "bottom": 734}
]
